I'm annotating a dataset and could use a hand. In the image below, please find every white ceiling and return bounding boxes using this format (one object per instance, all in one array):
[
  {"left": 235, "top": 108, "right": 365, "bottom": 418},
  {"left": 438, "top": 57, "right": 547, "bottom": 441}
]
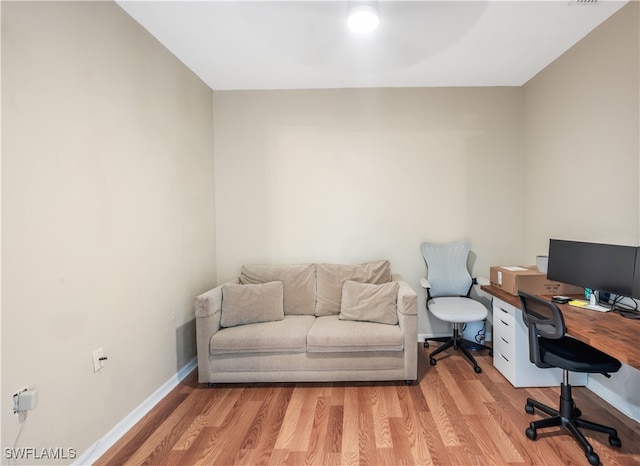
[{"left": 117, "top": 0, "right": 628, "bottom": 90}]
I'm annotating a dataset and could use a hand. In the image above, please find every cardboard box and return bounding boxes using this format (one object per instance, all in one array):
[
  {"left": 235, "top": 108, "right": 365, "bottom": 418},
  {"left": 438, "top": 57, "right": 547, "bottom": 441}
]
[{"left": 489, "top": 265, "right": 583, "bottom": 296}]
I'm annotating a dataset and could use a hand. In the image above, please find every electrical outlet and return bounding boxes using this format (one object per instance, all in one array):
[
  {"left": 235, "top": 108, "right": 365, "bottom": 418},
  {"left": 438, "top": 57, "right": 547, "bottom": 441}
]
[
  {"left": 14, "top": 390, "right": 38, "bottom": 413},
  {"left": 12, "top": 387, "right": 28, "bottom": 414},
  {"left": 92, "top": 347, "right": 105, "bottom": 372},
  {"left": 13, "top": 387, "right": 38, "bottom": 414}
]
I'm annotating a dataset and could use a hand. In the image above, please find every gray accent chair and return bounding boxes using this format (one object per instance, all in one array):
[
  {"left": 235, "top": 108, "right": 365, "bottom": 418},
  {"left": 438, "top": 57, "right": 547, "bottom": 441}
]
[{"left": 420, "top": 241, "right": 490, "bottom": 373}]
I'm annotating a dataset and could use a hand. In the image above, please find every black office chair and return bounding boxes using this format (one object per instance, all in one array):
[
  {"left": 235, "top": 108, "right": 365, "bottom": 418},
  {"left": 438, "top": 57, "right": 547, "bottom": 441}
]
[{"left": 518, "top": 291, "right": 622, "bottom": 466}]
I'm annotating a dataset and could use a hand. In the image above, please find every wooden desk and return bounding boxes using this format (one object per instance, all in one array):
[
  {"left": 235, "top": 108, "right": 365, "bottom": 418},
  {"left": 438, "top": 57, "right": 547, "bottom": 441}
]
[{"left": 481, "top": 285, "right": 640, "bottom": 370}]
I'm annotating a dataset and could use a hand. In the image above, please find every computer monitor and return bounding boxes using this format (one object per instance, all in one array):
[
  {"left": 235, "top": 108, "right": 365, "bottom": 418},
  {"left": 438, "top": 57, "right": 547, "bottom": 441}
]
[{"left": 547, "top": 239, "right": 639, "bottom": 299}]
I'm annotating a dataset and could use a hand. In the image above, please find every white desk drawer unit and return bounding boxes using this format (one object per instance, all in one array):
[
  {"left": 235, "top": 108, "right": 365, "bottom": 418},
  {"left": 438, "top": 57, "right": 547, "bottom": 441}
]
[{"left": 492, "top": 297, "right": 586, "bottom": 387}]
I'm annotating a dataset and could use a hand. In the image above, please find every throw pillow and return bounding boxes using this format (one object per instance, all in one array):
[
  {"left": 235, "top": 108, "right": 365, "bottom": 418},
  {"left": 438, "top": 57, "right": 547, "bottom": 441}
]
[
  {"left": 315, "top": 259, "right": 392, "bottom": 316},
  {"left": 221, "top": 281, "right": 284, "bottom": 328},
  {"left": 239, "top": 263, "right": 316, "bottom": 315},
  {"left": 338, "top": 280, "right": 399, "bottom": 325}
]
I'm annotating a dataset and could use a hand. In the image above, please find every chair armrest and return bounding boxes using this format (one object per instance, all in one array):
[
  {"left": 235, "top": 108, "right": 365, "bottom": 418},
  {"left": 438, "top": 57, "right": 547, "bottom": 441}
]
[{"left": 419, "top": 278, "right": 431, "bottom": 290}]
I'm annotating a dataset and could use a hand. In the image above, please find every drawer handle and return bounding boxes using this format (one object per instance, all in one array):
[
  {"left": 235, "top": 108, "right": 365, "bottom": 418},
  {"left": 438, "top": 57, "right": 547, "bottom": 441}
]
[
  {"left": 500, "top": 353, "right": 509, "bottom": 362},
  {"left": 499, "top": 308, "right": 509, "bottom": 314},
  {"left": 501, "top": 319, "right": 509, "bottom": 326},
  {"left": 500, "top": 337, "right": 509, "bottom": 344}
]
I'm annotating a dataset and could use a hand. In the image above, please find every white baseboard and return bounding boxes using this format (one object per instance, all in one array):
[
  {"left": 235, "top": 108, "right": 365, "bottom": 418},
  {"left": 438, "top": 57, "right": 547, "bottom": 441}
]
[
  {"left": 73, "top": 358, "right": 197, "bottom": 466},
  {"left": 417, "top": 333, "right": 450, "bottom": 342}
]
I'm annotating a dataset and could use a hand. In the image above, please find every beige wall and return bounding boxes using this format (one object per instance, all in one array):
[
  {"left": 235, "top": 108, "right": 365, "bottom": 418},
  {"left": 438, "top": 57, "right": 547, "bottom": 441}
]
[
  {"left": 1, "top": 1, "right": 215, "bottom": 461},
  {"left": 213, "top": 3, "right": 639, "bottom": 339},
  {"left": 213, "top": 87, "right": 523, "bottom": 335},
  {"left": 522, "top": 2, "right": 640, "bottom": 415},
  {"left": 522, "top": 2, "right": 639, "bottom": 255}
]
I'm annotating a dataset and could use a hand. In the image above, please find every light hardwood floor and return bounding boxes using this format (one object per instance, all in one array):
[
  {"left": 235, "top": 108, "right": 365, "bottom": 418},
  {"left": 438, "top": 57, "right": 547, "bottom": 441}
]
[{"left": 96, "top": 344, "right": 640, "bottom": 465}]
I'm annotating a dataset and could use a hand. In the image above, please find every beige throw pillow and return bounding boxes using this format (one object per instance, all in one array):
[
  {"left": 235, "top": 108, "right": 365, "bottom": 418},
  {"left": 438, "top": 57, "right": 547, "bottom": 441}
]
[
  {"left": 315, "top": 259, "right": 392, "bottom": 316},
  {"left": 221, "top": 281, "right": 284, "bottom": 328},
  {"left": 338, "top": 280, "right": 399, "bottom": 325},
  {"left": 240, "top": 263, "right": 316, "bottom": 315}
]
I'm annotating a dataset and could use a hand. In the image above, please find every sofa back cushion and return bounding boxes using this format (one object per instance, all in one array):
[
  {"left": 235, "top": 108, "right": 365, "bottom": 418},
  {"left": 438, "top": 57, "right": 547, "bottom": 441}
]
[
  {"left": 221, "top": 281, "right": 284, "bottom": 328},
  {"left": 339, "top": 280, "right": 399, "bottom": 325},
  {"left": 315, "top": 260, "right": 392, "bottom": 316},
  {"left": 240, "top": 263, "right": 316, "bottom": 315}
]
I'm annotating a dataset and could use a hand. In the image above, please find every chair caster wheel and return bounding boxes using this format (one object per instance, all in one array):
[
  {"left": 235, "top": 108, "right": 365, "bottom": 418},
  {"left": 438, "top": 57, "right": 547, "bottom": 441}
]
[
  {"left": 525, "top": 427, "right": 537, "bottom": 441},
  {"left": 525, "top": 404, "right": 535, "bottom": 415},
  {"left": 609, "top": 435, "right": 622, "bottom": 448},
  {"left": 424, "top": 341, "right": 429, "bottom": 348},
  {"left": 474, "top": 366, "right": 482, "bottom": 374},
  {"left": 429, "top": 358, "right": 437, "bottom": 366},
  {"left": 489, "top": 349, "right": 493, "bottom": 357},
  {"left": 587, "top": 452, "right": 599, "bottom": 466},
  {"left": 574, "top": 407, "right": 582, "bottom": 418}
]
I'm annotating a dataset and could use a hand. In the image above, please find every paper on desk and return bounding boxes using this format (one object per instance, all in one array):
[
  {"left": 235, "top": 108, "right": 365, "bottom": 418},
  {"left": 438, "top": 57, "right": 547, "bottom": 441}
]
[
  {"left": 569, "top": 300, "right": 610, "bottom": 312},
  {"left": 569, "top": 300, "right": 588, "bottom": 308},
  {"left": 502, "top": 266, "right": 528, "bottom": 271}
]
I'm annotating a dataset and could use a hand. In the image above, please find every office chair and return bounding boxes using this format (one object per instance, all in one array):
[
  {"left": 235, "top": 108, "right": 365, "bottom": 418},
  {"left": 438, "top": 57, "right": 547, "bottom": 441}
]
[
  {"left": 420, "top": 241, "right": 489, "bottom": 373},
  {"left": 518, "top": 291, "right": 622, "bottom": 466}
]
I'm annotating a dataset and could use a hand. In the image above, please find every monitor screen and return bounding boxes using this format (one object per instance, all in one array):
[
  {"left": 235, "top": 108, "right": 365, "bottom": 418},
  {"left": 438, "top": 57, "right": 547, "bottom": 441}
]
[{"left": 547, "top": 239, "right": 639, "bottom": 298}]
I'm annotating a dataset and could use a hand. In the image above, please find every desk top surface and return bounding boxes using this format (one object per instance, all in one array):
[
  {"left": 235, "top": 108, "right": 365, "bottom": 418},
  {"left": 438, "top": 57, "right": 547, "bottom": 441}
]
[{"left": 481, "top": 285, "right": 640, "bottom": 370}]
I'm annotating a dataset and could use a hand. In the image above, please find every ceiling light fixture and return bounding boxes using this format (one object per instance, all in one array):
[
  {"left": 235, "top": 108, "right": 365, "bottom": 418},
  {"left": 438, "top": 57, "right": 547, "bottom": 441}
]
[{"left": 347, "top": 3, "right": 379, "bottom": 34}]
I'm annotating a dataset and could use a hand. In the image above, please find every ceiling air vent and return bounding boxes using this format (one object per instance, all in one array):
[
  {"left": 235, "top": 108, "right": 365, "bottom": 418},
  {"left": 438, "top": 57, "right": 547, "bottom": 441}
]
[{"left": 568, "top": 0, "right": 600, "bottom": 4}]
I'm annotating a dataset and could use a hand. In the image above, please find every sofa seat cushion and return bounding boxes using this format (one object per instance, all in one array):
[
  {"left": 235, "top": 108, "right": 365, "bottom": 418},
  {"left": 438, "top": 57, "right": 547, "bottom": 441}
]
[
  {"left": 307, "top": 315, "right": 404, "bottom": 353},
  {"left": 240, "top": 263, "right": 316, "bottom": 315},
  {"left": 210, "top": 315, "right": 316, "bottom": 355}
]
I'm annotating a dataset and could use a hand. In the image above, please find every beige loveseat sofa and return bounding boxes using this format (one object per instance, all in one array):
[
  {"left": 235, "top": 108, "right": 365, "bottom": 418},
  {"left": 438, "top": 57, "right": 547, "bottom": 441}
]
[{"left": 195, "top": 260, "right": 418, "bottom": 385}]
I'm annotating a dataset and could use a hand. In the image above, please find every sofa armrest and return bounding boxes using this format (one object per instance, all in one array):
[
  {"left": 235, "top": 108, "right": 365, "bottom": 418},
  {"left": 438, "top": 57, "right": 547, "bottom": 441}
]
[
  {"left": 195, "top": 278, "right": 238, "bottom": 383},
  {"left": 196, "top": 287, "right": 221, "bottom": 318},
  {"left": 396, "top": 280, "right": 418, "bottom": 316},
  {"left": 395, "top": 279, "right": 418, "bottom": 381}
]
